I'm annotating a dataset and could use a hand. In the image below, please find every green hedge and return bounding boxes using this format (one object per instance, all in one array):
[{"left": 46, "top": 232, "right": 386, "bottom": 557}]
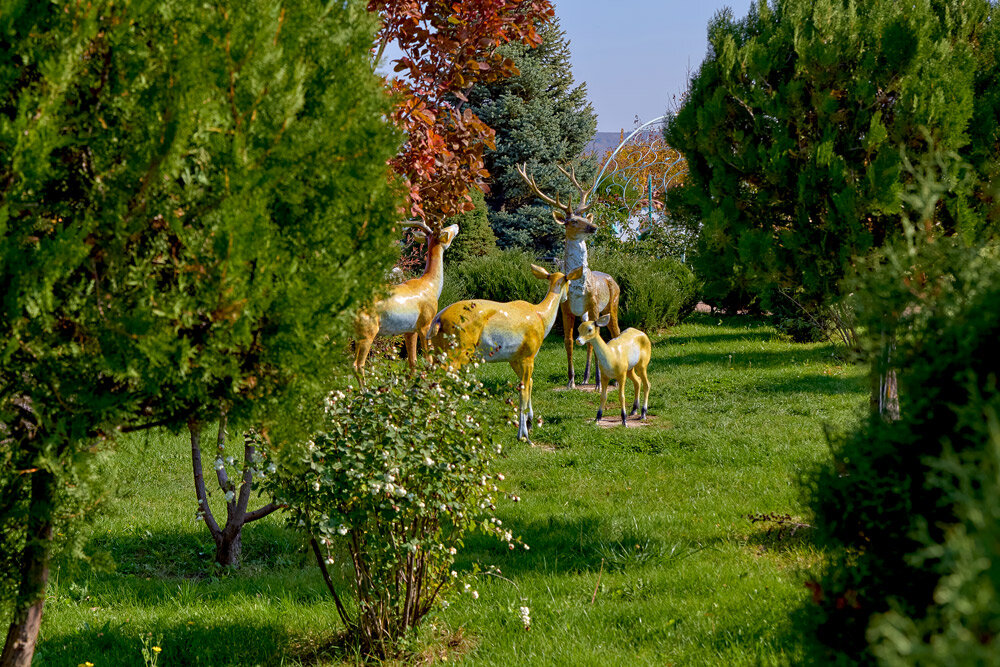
[
  {"left": 590, "top": 251, "right": 700, "bottom": 330},
  {"left": 439, "top": 249, "right": 548, "bottom": 310}
]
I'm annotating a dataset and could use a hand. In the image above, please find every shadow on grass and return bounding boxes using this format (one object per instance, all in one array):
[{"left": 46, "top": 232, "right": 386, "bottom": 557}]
[
  {"left": 457, "top": 515, "right": 718, "bottom": 577},
  {"left": 664, "top": 330, "right": 780, "bottom": 346},
  {"left": 35, "top": 616, "right": 349, "bottom": 667},
  {"left": 90, "top": 523, "right": 304, "bottom": 579},
  {"left": 756, "top": 374, "right": 864, "bottom": 396},
  {"left": 650, "top": 346, "right": 838, "bottom": 372}
]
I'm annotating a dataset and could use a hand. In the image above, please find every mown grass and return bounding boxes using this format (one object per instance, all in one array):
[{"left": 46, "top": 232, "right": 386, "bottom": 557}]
[{"left": 34, "top": 314, "right": 867, "bottom": 666}]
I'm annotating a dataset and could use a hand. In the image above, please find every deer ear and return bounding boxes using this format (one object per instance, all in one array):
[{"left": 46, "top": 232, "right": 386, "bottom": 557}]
[
  {"left": 530, "top": 264, "right": 550, "bottom": 280},
  {"left": 567, "top": 266, "right": 584, "bottom": 281},
  {"left": 596, "top": 314, "right": 611, "bottom": 328},
  {"left": 551, "top": 210, "right": 566, "bottom": 226},
  {"left": 441, "top": 224, "right": 459, "bottom": 248},
  {"left": 410, "top": 229, "right": 427, "bottom": 243}
]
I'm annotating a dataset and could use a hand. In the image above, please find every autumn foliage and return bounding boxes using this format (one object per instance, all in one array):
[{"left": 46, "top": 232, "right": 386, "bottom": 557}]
[
  {"left": 595, "top": 126, "right": 687, "bottom": 220},
  {"left": 370, "top": 0, "right": 554, "bottom": 227}
]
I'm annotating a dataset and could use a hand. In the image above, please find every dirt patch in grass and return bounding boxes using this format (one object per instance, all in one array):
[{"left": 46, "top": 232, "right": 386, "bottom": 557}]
[{"left": 591, "top": 414, "right": 663, "bottom": 429}]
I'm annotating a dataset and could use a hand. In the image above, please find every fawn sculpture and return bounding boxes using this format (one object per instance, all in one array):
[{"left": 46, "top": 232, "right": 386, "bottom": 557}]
[
  {"left": 353, "top": 221, "right": 459, "bottom": 387},
  {"left": 516, "top": 164, "right": 621, "bottom": 388},
  {"left": 575, "top": 315, "right": 651, "bottom": 426},
  {"left": 429, "top": 265, "right": 583, "bottom": 441}
]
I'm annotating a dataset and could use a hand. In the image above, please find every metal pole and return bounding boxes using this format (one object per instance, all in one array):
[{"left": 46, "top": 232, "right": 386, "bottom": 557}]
[{"left": 647, "top": 173, "right": 653, "bottom": 228}]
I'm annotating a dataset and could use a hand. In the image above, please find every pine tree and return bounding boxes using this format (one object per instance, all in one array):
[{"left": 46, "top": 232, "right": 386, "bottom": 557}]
[
  {"left": 466, "top": 13, "right": 598, "bottom": 254},
  {"left": 0, "top": 1, "right": 398, "bottom": 662},
  {"left": 666, "top": 0, "right": 994, "bottom": 314}
]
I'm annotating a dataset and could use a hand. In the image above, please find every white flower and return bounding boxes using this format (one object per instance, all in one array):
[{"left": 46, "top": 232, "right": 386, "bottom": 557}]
[
  {"left": 267, "top": 462, "right": 277, "bottom": 474},
  {"left": 463, "top": 583, "right": 471, "bottom": 592},
  {"left": 225, "top": 490, "right": 235, "bottom": 502},
  {"left": 337, "top": 524, "right": 348, "bottom": 536},
  {"left": 424, "top": 457, "right": 434, "bottom": 466},
  {"left": 451, "top": 570, "right": 457, "bottom": 578},
  {"left": 384, "top": 472, "right": 395, "bottom": 483},
  {"left": 225, "top": 456, "right": 235, "bottom": 466},
  {"left": 214, "top": 458, "right": 224, "bottom": 471},
  {"left": 448, "top": 547, "right": 457, "bottom": 555},
  {"left": 312, "top": 480, "right": 320, "bottom": 492},
  {"left": 394, "top": 486, "right": 406, "bottom": 497},
  {"left": 471, "top": 590, "right": 479, "bottom": 600},
  {"left": 519, "top": 606, "right": 531, "bottom": 629},
  {"left": 497, "top": 473, "right": 505, "bottom": 481},
  {"left": 325, "top": 557, "right": 335, "bottom": 565}
]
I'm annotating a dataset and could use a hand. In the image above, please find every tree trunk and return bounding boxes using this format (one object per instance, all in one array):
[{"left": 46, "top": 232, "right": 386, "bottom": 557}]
[
  {"left": 870, "top": 325, "right": 900, "bottom": 421},
  {"left": 1, "top": 470, "right": 55, "bottom": 667},
  {"left": 215, "top": 528, "right": 242, "bottom": 566}
]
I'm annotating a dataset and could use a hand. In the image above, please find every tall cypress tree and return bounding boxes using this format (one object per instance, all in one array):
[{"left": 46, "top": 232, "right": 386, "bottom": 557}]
[{"left": 466, "top": 13, "right": 598, "bottom": 254}]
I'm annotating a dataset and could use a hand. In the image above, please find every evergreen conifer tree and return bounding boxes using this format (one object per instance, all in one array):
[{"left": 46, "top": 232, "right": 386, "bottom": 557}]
[
  {"left": 0, "top": 2, "right": 398, "bottom": 663},
  {"left": 445, "top": 188, "right": 497, "bottom": 264},
  {"left": 666, "top": 0, "right": 994, "bottom": 314},
  {"left": 467, "top": 13, "right": 598, "bottom": 254}
]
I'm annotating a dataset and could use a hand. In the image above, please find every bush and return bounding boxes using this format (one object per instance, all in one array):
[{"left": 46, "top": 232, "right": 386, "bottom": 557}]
[
  {"left": 269, "top": 361, "right": 515, "bottom": 657},
  {"left": 447, "top": 249, "right": 548, "bottom": 306},
  {"left": 590, "top": 250, "right": 700, "bottom": 330},
  {"left": 798, "top": 245, "right": 1000, "bottom": 663}
]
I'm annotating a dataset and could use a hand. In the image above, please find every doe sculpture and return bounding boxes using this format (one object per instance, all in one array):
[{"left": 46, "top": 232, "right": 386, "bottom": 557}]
[
  {"left": 353, "top": 220, "right": 459, "bottom": 387},
  {"left": 575, "top": 315, "right": 651, "bottom": 426},
  {"left": 429, "top": 265, "right": 583, "bottom": 441}
]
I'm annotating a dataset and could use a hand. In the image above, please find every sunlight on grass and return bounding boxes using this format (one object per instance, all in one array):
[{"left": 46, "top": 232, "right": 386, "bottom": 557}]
[{"left": 35, "top": 314, "right": 866, "bottom": 666}]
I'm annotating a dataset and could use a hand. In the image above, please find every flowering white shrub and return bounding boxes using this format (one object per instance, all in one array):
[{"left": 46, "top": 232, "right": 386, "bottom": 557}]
[{"left": 269, "top": 359, "right": 515, "bottom": 657}]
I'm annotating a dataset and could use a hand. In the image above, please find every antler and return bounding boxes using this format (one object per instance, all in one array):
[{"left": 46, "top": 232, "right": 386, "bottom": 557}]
[
  {"left": 516, "top": 163, "right": 573, "bottom": 217},
  {"left": 399, "top": 218, "right": 434, "bottom": 236},
  {"left": 555, "top": 164, "right": 593, "bottom": 212}
]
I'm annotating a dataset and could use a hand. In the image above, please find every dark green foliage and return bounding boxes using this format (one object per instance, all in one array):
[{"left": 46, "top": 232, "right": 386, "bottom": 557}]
[
  {"left": 0, "top": 0, "right": 398, "bottom": 649},
  {"left": 466, "top": 16, "right": 597, "bottom": 254},
  {"left": 445, "top": 188, "right": 496, "bottom": 264},
  {"left": 799, "top": 244, "right": 1000, "bottom": 663},
  {"left": 590, "top": 251, "right": 700, "bottom": 330},
  {"left": 445, "top": 249, "right": 549, "bottom": 306},
  {"left": 666, "top": 0, "right": 995, "bottom": 314}
]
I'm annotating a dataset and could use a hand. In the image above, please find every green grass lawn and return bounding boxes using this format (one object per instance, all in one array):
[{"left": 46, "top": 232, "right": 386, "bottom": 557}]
[{"left": 34, "top": 314, "right": 867, "bottom": 666}]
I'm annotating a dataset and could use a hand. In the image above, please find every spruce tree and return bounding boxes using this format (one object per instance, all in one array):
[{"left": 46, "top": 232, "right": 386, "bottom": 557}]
[
  {"left": 466, "top": 13, "right": 598, "bottom": 254},
  {"left": 0, "top": 1, "right": 398, "bottom": 663},
  {"left": 446, "top": 188, "right": 497, "bottom": 264}
]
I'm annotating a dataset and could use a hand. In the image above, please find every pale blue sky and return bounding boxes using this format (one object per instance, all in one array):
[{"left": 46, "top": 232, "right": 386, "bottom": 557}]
[{"left": 556, "top": 1, "right": 756, "bottom": 131}]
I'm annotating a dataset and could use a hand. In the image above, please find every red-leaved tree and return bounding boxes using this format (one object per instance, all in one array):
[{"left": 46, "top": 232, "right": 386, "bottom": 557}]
[{"left": 370, "top": 0, "right": 554, "bottom": 227}]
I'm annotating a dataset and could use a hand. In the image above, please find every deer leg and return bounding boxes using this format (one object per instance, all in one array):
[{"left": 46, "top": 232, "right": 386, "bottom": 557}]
[
  {"left": 353, "top": 313, "right": 378, "bottom": 389},
  {"left": 511, "top": 358, "right": 532, "bottom": 441},
  {"left": 596, "top": 375, "right": 610, "bottom": 423},
  {"left": 418, "top": 321, "right": 433, "bottom": 364},
  {"left": 403, "top": 332, "right": 418, "bottom": 369},
  {"left": 561, "top": 303, "right": 576, "bottom": 389},
  {"left": 628, "top": 368, "right": 641, "bottom": 416},
  {"left": 639, "top": 362, "right": 651, "bottom": 420},
  {"left": 617, "top": 376, "right": 628, "bottom": 426}
]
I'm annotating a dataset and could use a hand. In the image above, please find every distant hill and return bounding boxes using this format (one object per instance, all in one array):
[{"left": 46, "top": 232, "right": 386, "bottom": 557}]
[{"left": 584, "top": 131, "right": 625, "bottom": 157}]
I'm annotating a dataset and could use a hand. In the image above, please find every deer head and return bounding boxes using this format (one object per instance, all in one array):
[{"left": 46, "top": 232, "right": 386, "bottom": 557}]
[
  {"left": 402, "top": 220, "right": 460, "bottom": 250},
  {"left": 530, "top": 264, "right": 585, "bottom": 303},
  {"left": 516, "top": 163, "right": 597, "bottom": 240},
  {"left": 575, "top": 314, "right": 611, "bottom": 346}
]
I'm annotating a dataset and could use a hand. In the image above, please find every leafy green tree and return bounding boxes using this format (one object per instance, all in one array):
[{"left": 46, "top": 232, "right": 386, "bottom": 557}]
[
  {"left": 445, "top": 188, "right": 497, "bottom": 264},
  {"left": 0, "top": 1, "right": 398, "bottom": 663},
  {"left": 665, "top": 0, "right": 994, "bottom": 315},
  {"left": 466, "top": 14, "right": 597, "bottom": 254}
]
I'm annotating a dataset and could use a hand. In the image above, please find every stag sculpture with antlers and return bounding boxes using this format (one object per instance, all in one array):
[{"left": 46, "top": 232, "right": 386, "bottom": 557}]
[
  {"left": 353, "top": 220, "right": 459, "bottom": 387},
  {"left": 516, "top": 163, "right": 621, "bottom": 388}
]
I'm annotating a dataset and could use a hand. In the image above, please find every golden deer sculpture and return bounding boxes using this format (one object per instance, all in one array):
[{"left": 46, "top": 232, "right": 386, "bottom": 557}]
[
  {"left": 516, "top": 163, "right": 621, "bottom": 389},
  {"left": 575, "top": 315, "right": 651, "bottom": 426},
  {"left": 353, "top": 221, "right": 459, "bottom": 386},
  {"left": 429, "top": 265, "right": 584, "bottom": 441}
]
